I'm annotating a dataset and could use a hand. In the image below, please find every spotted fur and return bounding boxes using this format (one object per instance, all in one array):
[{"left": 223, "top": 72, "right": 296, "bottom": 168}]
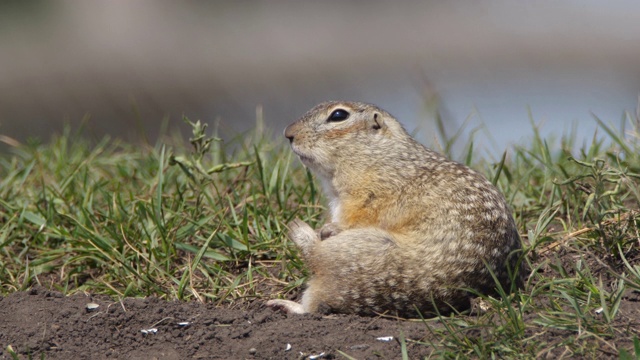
[{"left": 267, "top": 101, "right": 524, "bottom": 317}]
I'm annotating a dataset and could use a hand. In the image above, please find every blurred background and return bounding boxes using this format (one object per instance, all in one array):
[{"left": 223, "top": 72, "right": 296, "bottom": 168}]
[{"left": 1, "top": 0, "right": 639, "bottom": 157}]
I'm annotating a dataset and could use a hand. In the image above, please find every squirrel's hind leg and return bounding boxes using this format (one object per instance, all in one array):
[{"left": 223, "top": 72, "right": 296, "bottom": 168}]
[{"left": 266, "top": 219, "right": 319, "bottom": 315}]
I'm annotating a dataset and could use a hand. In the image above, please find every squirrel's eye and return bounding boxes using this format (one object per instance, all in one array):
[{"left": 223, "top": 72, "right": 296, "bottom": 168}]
[{"left": 328, "top": 109, "right": 350, "bottom": 122}]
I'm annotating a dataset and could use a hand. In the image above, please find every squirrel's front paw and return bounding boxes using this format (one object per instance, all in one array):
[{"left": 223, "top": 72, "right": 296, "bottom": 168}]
[
  {"left": 287, "top": 219, "right": 318, "bottom": 256},
  {"left": 318, "top": 222, "right": 343, "bottom": 240}
]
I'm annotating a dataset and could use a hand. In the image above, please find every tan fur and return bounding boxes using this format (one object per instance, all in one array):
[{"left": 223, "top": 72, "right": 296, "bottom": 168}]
[{"left": 267, "top": 101, "right": 524, "bottom": 317}]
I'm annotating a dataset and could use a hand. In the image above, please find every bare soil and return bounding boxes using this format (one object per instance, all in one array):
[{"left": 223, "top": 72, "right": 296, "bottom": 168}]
[
  {"left": 0, "top": 287, "right": 432, "bottom": 359},
  {"left": 1, "top": 246, "right": 639, "bottom": 359}
]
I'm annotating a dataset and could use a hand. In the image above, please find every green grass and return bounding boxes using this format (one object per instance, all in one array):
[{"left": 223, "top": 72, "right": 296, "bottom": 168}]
[
  {"left": 1, "top": 108, "right": 639, "bottom": 358},
  {"left": 0, "top": 119, "right": 316, "bottom": 302}
]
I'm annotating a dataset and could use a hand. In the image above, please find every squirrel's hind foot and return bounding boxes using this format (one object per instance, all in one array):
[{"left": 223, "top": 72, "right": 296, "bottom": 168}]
[{"left": 266, "top": 299, "right": 306, "bottom": 314}]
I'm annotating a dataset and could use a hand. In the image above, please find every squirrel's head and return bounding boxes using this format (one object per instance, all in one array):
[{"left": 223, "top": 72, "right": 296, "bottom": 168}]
[{"left": 284, "top": 101, "right": 409, "bottom": 179}]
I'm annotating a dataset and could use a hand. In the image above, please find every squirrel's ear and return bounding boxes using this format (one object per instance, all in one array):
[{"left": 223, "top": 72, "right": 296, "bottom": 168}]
[{"left": 371, "top": 113, "right": 386, "bottom": 131}]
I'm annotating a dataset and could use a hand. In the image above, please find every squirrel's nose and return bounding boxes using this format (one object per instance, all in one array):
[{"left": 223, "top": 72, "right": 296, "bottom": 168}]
[{"left": 284, "top": 125, "right": 295, "bottom": 143}]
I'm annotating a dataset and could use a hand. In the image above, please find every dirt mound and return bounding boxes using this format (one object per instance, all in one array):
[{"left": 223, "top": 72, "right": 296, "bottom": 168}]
[{"left": 0, "top": 287, "right": 431, "bottom": 359}]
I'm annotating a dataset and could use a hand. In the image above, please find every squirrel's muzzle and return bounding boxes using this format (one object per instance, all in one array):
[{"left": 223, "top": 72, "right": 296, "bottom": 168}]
[{"left": 284, "top": 124, "right": 295, "bottom": 143}]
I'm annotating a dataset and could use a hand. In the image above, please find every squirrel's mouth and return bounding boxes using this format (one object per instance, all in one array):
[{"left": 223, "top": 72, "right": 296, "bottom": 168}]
[
  {"left": 296, "top": 153, "right": 315, "bottom": 165},
  {"left": 291, "top": 147, "right": 316, "bottom": 166}
]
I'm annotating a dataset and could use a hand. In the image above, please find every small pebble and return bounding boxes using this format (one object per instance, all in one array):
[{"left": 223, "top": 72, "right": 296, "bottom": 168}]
[
  {"left": 376, "top": 336, "right": 394, "bottom": 342},
  {"left": 248, "top": 348, "right": 257, "bottom": 355},
  {"left": 595, "top": 307, "right": 604, "bottom": 315}
]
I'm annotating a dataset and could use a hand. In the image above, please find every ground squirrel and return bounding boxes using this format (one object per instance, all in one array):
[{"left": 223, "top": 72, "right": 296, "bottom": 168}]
[{"left": 267, "top": 101, "right": 524, "bottom": 317}]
